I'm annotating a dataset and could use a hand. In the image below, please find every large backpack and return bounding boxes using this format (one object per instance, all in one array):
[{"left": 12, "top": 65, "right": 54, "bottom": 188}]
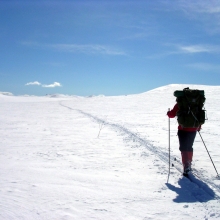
[{"left": 174, "top": 87, "right": 206, "bottom": 128}]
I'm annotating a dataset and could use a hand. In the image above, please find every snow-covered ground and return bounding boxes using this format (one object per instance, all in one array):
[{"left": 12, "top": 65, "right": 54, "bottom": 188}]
[{"left": 0, "top": 84, "right": 220, "bottom": 220}]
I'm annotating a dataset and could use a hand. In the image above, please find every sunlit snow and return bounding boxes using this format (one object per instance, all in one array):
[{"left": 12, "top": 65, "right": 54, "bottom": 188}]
[{"left": 0, "top": 84, "right": 220, "bottom": 220}]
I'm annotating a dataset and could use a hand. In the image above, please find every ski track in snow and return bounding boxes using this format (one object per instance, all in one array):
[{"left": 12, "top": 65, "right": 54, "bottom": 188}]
[{"left": 59, "top": 102, "right": 220, "bottom": 202}]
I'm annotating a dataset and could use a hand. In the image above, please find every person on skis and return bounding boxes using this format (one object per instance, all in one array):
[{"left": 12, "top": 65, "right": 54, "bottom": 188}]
[{"left": 167, "top": 104, "right": 201, "bottom": 176}]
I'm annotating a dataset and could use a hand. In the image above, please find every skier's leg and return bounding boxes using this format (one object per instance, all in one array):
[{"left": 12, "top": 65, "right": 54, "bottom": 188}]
[
  {"left": 187, "top": 151, "right": 193, "bottom": 168},
  {"left": 178, "top": 130, "right": 196, "bottom": 174},
  {"left": 181, "top": 151, "right": 189, "bottom": 171},
  {"left": 178, "top": 130, "right": 188, "bottom": 172},
  {"left": 186, "top": 132, "right": 196, "bottom": 171}
]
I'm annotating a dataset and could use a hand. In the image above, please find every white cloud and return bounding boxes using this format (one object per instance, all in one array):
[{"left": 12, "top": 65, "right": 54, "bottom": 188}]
[
  {"left": 22, "top": 41, "right": 127, "bottom": 56},
  {"left": 178, "top": 44, "right": 218, "bottom": 54},
  {"left": 25, "top": 81, "right": 62, "bottom": 88},
  {"left": 42, "top": 82, "right": 62, "bottom": 88},
  {"left": 25, "top": 81, "right": 41, "bottom": 86},
  {"left": 171, "top": 0, "right": 220, "bottom": 34},
  {"left": 187, "top": 63, "right": 220, "bottom": 72},
  {"left": 50, "top": 44, "right": 127, "bottom": 56},
  {"left": 146, "top": 43, "right": 220, "bottom": 59},
  {"left": 176, "top": 0, "right": 220, "bottom": 14}
]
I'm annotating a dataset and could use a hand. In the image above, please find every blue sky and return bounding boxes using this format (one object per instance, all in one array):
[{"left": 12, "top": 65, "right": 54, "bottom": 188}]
[{"left": 1, "top": 0, "right": 220, "bottom": 96}]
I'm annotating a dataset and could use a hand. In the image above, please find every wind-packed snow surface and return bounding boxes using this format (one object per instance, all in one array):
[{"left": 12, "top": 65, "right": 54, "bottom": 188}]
[{"left": 0, "top": 84, "right": 220, "bottom": 220}]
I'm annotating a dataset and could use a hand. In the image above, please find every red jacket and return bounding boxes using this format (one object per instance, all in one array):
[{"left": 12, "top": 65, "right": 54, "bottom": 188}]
[{"left": 167, "top": 104, "right": 201, "bottom": 131}]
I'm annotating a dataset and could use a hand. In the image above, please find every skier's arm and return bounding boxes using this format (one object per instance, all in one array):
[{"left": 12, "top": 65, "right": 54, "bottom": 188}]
[{"left": 167, "top": 104, "right": 178, "bottom": 118}]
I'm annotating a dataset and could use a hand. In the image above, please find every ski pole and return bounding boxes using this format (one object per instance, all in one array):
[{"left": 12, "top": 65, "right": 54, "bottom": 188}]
[
  {"left": 167, "top": 108, "right": 171, "bottom": 182},
  {"left": 198, "top": 131, "right": 219, "bottom": 177}
]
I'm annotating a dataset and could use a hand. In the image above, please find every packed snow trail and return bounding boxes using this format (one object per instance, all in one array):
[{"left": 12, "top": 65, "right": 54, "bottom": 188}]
[{"left": 60, "top": 102, "right": 220, "bottom": 201}]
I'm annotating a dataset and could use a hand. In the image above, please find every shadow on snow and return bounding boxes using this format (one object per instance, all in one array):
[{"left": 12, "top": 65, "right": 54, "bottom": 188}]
[{"left": 166, "top": 176, "right": 216, "bottom": 203}]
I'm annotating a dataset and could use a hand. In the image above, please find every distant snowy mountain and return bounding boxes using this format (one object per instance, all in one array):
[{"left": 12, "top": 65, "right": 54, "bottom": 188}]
[{"left": 0, "top": 91, "right": 13, "bottom": 96}]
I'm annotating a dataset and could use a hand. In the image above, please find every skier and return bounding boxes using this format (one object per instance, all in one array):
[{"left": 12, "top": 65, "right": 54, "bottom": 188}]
[{"left": 167, "top": 104, "right": 201, "bottom": 176}]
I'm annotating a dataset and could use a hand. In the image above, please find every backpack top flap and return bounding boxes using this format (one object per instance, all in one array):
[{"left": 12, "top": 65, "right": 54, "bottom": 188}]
[{"left": 174, "top": 87, "right": 204, "bottom": 98}]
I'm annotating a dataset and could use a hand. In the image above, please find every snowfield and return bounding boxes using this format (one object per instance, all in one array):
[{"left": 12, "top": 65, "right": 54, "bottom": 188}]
[{"left": 0, "top": 84, "right": 220, "bottom": 220}]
